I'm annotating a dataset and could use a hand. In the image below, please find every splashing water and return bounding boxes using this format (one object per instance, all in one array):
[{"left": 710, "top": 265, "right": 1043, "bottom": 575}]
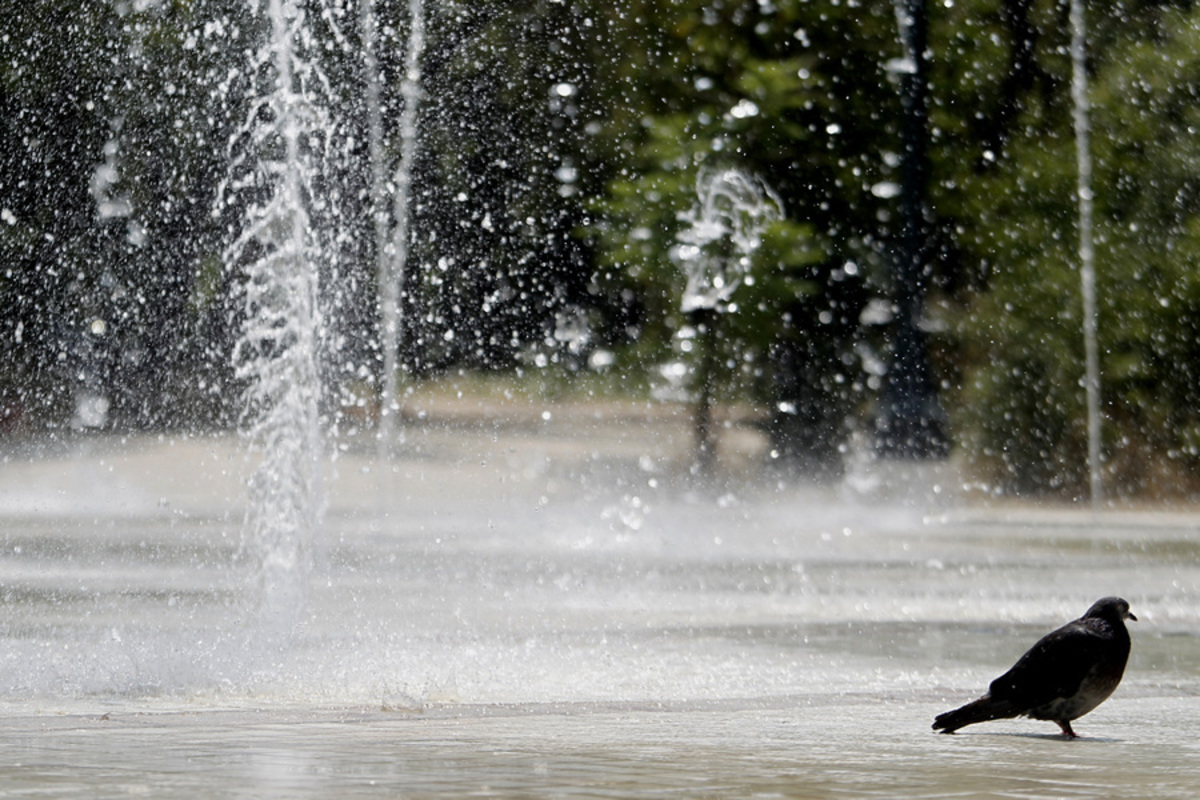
[
  {"left": 671, "top": 168, "right": 783, "bottom": 472},
  {"left": 225, "top": 0, "right": 335, "bottom": 631},
  {"left": 673, "top": 168, "right": 783, "bottom": 313}
]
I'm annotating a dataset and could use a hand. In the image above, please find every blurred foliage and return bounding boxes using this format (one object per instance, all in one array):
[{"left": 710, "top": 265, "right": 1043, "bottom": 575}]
[
  {"left": 5, "top": 0, "right": 1200, "bottom": 495},
  {"left": 578, "top": 0, "right": 895, "bottom": 474},
  {"left": 935, "top": 0, "right": 1200, "bottom": 498}
]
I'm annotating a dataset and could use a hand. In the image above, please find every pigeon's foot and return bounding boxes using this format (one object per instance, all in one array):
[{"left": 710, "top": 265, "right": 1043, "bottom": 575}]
[{"left": 1056, "top": 720, "right": 1078, "bottom": 739}]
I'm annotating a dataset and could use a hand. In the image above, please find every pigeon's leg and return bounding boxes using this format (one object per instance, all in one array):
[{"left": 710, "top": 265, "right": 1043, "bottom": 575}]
[{"left": 1056, "top": 720, "right": 1078, "bottom": 739}]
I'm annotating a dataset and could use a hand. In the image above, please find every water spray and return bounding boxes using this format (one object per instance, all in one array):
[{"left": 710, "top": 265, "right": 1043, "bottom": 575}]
[
  {"left": 226, "top": 0, "right": 334, "bottom": 631},
  {"left": 376, "top": 0, "right": 426, "bottom": 460},
  {"left": 673, "top": 167, "right": 782, "bottom": 474}
]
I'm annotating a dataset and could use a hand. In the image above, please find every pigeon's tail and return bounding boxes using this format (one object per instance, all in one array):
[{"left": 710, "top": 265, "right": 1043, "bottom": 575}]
[{"left": 932, "top": 695, "right": 1018, "bottom": 733}]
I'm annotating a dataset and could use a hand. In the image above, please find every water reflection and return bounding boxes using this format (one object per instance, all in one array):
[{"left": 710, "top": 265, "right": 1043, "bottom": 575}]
[{"left": 4, "top": 699, "right": 1200, "bottom": 799}]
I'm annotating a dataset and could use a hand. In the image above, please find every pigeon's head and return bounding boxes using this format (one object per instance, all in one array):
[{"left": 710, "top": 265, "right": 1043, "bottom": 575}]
[{"left": 1086, "top": 596, "right": 1137, "bottom": 623}]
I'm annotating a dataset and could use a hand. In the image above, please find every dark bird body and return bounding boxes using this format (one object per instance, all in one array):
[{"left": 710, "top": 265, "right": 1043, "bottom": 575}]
[{"left": 933, "top": 597, "right": 1136, "bottom": 738}]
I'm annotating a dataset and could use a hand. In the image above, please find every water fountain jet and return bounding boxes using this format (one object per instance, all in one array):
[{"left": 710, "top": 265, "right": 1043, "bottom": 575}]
[
  {"left": 374, "top": 0, "right": 426, "bottom": 460},
  {"left": 673, "top": 167, "right": 782, "bottom": 474},
  {"left": 225, "top": 0, "right": 335, "bottom": 632}
]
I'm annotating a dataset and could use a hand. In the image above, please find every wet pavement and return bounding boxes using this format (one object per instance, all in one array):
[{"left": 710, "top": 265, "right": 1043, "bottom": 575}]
[{"left": 2, "top": 423, "right": 1198, "bottom": 797}]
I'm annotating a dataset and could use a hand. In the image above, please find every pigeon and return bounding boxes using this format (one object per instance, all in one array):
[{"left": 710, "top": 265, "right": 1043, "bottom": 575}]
[{"left": 933, "top": 596, "right": 1136, "bottom": 738}]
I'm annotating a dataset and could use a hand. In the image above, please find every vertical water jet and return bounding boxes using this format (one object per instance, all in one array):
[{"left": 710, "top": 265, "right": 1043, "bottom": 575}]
[
  {"left": 362, "top": 0, "right": 389, "bottom": 438},
  {"left": 226, "top": 0, "right": 334, "bottom": 629},
  {"left": 377, "top": 0, "right": 425, "bottom": 458}
]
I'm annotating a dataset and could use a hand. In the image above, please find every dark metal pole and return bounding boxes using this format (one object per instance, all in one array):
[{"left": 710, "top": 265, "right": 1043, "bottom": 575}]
[
  {"left": 690, "top": 306, "right": 718, "bottom": 477},
  {"left": 877, "top": 0, "right": 949, "bottom": 459}
]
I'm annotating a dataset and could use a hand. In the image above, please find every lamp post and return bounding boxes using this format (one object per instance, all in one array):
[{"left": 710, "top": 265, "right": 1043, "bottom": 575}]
[
  {"left": 877, "top": 0, "right": 949, "bottom": 459},
  {"left": 1070, "top": 0, "right": 1104, "bottom": 509}
]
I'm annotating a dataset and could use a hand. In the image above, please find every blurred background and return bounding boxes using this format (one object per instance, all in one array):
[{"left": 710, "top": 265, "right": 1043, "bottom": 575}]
[{"left": 4, "top": 0, "right": 1200, "bottom": 502}]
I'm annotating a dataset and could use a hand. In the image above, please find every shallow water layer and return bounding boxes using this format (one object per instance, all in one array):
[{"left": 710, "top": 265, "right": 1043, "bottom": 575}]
[
  {"left": 5, "top": 698, "right": 1200, "bottom": 799},
  {"left": 2, "top": 433, "right": 1199, "bottom": 797}
]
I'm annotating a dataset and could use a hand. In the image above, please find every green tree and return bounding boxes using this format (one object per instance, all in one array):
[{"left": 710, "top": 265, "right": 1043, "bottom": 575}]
[
  {"left": 940, "top": 0, "right": 1200, "bottom": 497},
  {"left": 582, "top": 0, "right": 914, "bottom": 474}
]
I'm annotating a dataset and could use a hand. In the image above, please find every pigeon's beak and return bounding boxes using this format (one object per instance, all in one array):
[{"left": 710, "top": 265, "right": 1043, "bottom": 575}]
[{"left": 1127, "top": 612, "right": 1138, "bottom": 622}]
